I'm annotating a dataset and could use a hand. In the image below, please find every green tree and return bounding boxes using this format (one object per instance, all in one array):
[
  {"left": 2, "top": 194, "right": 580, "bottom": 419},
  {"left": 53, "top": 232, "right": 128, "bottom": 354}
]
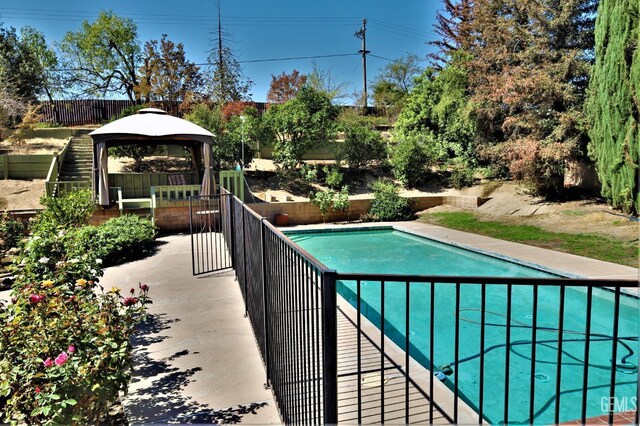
[
  {"left": 0, "top": 26, "right": 56, "bottom": 102},
  {"left": 58, "top": 11, "right": 141, "bottom": 102},
  {"left": 136, "top": 34, "right": 203, "bottom": 106},
  {"left": 371, "top": 54, "right": 422, "bottom": 118},
  {"left": 263, "top": 86, "right": 339, "bottom": 172},
  {"left": 389, "top": 134, "right": 436, "bottom": 188},
  {"left": 185, "top": 103, "right": 260, "bottom": 169},
  {"left": 20, "top": 26, "right": 60, "bottom": 103},
  {"left": 395, "top": 56, "right": 475, "bottom": 166},
  {"left": 587, "top": 0, "right": 639, "bottom": 213}
]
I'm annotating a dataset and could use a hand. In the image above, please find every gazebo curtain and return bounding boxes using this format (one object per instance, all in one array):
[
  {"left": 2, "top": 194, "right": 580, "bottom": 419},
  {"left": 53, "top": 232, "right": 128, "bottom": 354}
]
[
  {"left": 201, "top": 143, "right": 212, "bottom": 196},
  {"left": 97, "top": 142, "right": 109, "bottom": 205}
]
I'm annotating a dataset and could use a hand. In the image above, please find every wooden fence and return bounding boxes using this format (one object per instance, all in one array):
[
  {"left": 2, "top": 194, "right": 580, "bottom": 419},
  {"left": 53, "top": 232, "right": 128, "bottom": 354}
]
[
  {"left": 0, "top": 154, "right": 54, "bottom": 179},
  {"left": 38, "top": 100, "right": 134, "bottom": 126},
  {"left": 36, "top": 100, "right": 385, "bottom": 127}
]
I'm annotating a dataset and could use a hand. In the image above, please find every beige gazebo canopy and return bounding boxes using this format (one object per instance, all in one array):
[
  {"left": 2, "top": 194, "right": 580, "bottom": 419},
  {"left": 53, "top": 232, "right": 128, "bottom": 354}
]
[{"left": 89, "top": 108, "right": 215, "bottom": 205}]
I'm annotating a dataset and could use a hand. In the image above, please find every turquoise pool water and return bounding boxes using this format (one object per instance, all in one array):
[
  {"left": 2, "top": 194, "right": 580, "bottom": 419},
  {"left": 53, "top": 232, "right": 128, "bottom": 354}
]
[{"left": 287, "top": 228, "right": 639, "bottom": 424}]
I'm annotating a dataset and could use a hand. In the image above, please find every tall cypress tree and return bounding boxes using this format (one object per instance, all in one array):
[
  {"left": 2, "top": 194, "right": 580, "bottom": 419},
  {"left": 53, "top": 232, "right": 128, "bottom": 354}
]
[{"left": 587, "top": 0, "right": 639, "bottom": 213}]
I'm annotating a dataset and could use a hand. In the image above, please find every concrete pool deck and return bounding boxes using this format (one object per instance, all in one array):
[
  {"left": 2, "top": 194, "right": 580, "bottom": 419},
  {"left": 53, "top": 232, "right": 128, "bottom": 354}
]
[{"left": 285, "top": 221, "right": 639, "bottom": 292}]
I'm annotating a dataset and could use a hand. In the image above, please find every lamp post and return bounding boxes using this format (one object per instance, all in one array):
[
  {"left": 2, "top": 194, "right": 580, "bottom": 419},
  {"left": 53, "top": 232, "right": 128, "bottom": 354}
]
[{"left": 240, "top": 115, "right": 247, "bottom": 170}]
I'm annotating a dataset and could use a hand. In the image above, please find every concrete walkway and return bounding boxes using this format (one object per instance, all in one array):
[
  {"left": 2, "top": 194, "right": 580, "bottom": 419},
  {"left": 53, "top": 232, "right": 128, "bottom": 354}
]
[{"left": 101, "top": 234, "right": 280, "bottom": 424}]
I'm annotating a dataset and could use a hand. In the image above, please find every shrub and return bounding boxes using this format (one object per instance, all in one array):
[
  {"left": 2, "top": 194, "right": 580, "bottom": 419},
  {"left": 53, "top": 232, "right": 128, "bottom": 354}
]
[
  {"left": 33, "top": 190, "right": 95, "bottom": 234},
  {"left": 310, "top": 189, "right": 335, "bottom": 222},
  {"left": 448, "top": 158, "right": 476, "bottom": 189},
  {"left": 300, "top": 164, "right": 318, "bottom": 184},
  {"left": 368, "top": 180, "right": 414, "bottom": 221},
  {"left": 389, "top": 135, "right": 435, "bottom": 187},
  {"left": 310, "top": 186, "right": 351, "bottom": 222},
  {"left": 323, "top": 166, "right": 344, "bottom": 189},
  {"left": 72, "top": 215, "right": 156, "bottom": 267},
  {"left": 340, "top": 123, "right": 387, "bottom": 170},
  {"left": 333, "top": 186, "right": 351, "bottom": 220},
  {"left": 0, "top": 213, "right": 26, "bottom": 251}
]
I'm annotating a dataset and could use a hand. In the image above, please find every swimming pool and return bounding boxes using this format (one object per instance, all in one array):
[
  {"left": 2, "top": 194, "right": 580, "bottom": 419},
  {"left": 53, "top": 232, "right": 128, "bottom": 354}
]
[{"left": 287, "top": 227, "right": 639, "bottom": 424}]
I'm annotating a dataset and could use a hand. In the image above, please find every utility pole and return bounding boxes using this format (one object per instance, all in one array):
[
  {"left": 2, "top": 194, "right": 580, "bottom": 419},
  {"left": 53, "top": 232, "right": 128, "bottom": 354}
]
[{"left": 355, "top": 19, "right": 370, "bottom": 110}]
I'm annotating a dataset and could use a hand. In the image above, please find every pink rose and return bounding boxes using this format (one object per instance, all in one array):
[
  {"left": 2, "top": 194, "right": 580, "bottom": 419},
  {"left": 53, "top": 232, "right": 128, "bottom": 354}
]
[
  {"left": 29, "top": 294, "right": 44, "bottom": 304},
  {"left": 54, "top": 352, "right": 68, "bottom": 366},
  {"left": 43, "top": 358, "right": 53, "bottom": 368},
  {"left": 35, "top": 387, "right": 41, "bottom": 393},
  {"left": 130, "top": 288, "right": 135, "bottom": 294},
  {"left": 139, "top": 283, "right": 149, "bottom": 291},
  {"left": 123, "top": 297, "right": 138, "bottom": 307},
  {"left": 68, "top": 345, "right": 75, "bottom": 354}
]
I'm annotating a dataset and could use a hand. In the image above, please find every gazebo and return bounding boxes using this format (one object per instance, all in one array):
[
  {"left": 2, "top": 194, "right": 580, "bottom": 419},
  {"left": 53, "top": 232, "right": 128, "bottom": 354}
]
[{"left": 89, "top": 108, "right": 215, "bottom": 206}]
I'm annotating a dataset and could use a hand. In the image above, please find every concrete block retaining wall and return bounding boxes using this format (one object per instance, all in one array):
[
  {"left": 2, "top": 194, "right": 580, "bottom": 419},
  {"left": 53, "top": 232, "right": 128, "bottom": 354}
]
[
  {"left": 88, "top": 195, "right": 483, "bottom": 231},
  {"left": 248, "top": 195, "right": 482, "bottom": 226}
]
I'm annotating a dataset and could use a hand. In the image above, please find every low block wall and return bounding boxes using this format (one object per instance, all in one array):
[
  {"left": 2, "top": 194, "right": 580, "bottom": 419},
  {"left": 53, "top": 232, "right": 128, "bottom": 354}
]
[
  {"left": 90, "top": 205, "right": 191, "bottom": 232},
  {"left": 248, "top": 195, "right": 482, "bottom": 226},
  {"left": 89, "top": 194, "right": 482, "bottom": 231}
]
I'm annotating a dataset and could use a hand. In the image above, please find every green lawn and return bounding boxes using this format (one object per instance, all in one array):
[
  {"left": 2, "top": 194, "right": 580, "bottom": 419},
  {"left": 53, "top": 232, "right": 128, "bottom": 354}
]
[{"left": 418, "top": 212, "right": 639, "bottom": 267}]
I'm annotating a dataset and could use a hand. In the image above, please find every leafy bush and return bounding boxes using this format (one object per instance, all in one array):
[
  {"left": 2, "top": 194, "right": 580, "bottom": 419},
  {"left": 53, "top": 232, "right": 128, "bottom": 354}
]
[
  {"left": 367, "top": 180, "right": 414, "bottom": 222},
  {"left": 185, "top": 103, "right": 259, "bottom": 170},
  {"left": 33, "top": 190, "right": 95, "bottom": 234},
  {"left": 333, "top": 186, "right": 351, "bottom": 220},
  {"left": 323, "top": 166, "right": 343, "bottom": 189},
  {"left": 448, "top": 158, "right": 476, "bottom": 189},
  {"left": 300, "top": 164, "right": 318, "bottom": 184},
  {"left": 389, "top": 135, "right": 435, "bottom": 187},
  {"left": 263, "top": 86, "right": 338, "bottom": 174},
  {"left": 72, "top": 215, "right": 156, "bottom": 267},
  {"left": 310, "top": 189, "right": 335, "bottom": 222},
  {"left": 340, "top": 122, "right": 387, "bottom": 170},
  {"left": 0, "top": 213, "right": 26, "bottom": 251},
  {"left": 310, "top": 186, "right": 351, "bottom": 222}
]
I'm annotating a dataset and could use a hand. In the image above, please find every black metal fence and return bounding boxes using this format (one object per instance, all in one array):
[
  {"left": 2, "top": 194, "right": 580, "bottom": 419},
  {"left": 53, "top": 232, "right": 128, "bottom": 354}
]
[
  {"left": 219, "top": 193, "right": 638, "bottom": 425},
  {"left": 189, "top": 194, "right": 233, "bottom": 275},
  {"left": 230, "top": 195, "right": 338, "bottom": 424}
]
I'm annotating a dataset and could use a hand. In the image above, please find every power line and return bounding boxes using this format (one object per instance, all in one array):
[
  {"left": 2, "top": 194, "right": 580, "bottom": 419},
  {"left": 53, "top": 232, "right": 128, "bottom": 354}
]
[
  {"left": 368, "top": 18, "right": 435, "bottom": 38},
  {"left": 369, "top": 54, "right": 395, "bottom": 62},
  {"left": 204, "top": 53, "right": 359, "bottom": 65}
]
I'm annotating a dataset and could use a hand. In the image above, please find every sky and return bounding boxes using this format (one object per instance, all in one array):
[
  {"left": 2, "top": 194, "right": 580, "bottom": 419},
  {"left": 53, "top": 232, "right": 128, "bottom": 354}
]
[{"left": 0, "top": 0, "right": 442, "bottom": 102}]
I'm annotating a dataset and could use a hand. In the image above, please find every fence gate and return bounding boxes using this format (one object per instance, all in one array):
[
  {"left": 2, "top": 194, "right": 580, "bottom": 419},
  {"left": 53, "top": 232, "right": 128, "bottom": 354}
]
[{"left": 189, "top": 194, "right": 234, "bottom": 275}]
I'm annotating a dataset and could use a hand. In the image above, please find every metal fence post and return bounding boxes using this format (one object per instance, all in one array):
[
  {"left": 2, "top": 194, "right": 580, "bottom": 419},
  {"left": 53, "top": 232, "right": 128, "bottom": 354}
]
[
  {"left": 322, "top": 269, "right": 338, "bottom": 425},
  {"left": 241, "top": 205, "right": 248, "bottom": 317},
  {"left": 260, "top": 218, "right": 272, "bottom": 386},
  {"left": 189, "top": 196, "right": 195, "bottom": 275},
  {"left": 228, "top": 195, "right": 236, "bottom": 270}
]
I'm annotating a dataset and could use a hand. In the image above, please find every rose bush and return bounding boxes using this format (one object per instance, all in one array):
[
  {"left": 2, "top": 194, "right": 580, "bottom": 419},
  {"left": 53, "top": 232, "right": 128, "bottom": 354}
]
[
  {"left": 0, "top": 190, "right": 153, "bottom": 423},
  {"left": 0, "top": 273, "right": 150, "bottom": 424}
]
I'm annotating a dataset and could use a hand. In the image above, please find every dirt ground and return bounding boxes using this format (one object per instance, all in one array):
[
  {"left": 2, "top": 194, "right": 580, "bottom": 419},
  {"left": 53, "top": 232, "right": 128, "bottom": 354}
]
[
  {"left": 0, "top": 137, "right": 68, "bottom": 210},
  {"left": 0, "top": 137, "right": 67, "bottom": 155}
]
